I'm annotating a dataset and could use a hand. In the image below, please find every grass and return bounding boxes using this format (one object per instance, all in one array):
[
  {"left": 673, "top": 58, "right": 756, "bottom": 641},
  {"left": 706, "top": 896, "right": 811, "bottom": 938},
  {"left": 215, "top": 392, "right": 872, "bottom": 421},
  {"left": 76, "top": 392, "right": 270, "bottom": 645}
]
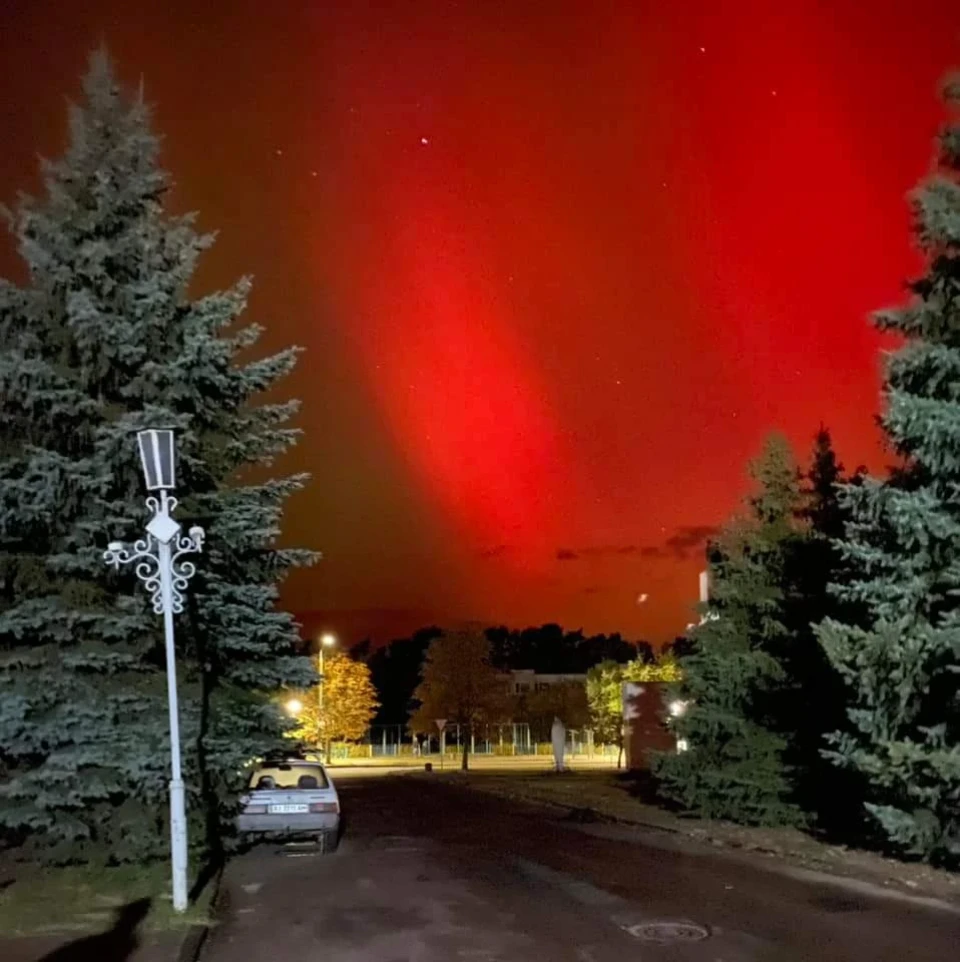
[{"left": 0, "top": 857, "right": 217, "bottom": 938}]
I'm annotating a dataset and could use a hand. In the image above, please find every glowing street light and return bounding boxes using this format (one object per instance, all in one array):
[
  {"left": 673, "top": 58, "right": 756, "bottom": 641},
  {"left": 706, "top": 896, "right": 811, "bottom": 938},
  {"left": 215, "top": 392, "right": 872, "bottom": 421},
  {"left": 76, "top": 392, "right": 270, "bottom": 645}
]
[
  {"left": 104, "top": 429, "right": 203, "bottom": 914},
  {"left": 285, "top": 697, "right": 304, "bottom": 717},
  {"left": 317, "top": 633, "right": 337, "bottom": 753}
]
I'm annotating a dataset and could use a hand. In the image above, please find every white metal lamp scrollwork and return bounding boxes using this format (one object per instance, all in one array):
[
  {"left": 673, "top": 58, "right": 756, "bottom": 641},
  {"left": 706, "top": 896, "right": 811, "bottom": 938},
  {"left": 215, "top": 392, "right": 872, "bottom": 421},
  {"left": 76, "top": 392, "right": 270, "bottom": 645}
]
[{"left": 103, "top": 429, "right": 203, "bottom": 913}]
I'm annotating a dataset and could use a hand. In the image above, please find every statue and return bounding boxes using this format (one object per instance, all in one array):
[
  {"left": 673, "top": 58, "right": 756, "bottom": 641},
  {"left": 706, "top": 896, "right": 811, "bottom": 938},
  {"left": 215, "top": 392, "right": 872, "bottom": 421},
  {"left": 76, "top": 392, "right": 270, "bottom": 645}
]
[{"left": 551, "top": 716, "right": 566, "bottom": 773}]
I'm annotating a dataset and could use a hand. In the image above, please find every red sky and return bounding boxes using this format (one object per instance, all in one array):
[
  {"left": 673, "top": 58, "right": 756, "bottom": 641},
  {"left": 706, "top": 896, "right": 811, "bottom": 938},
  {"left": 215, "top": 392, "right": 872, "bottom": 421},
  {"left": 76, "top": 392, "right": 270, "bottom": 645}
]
[{"left": 0, "top": 1, "right": 957, "bottom": 644}]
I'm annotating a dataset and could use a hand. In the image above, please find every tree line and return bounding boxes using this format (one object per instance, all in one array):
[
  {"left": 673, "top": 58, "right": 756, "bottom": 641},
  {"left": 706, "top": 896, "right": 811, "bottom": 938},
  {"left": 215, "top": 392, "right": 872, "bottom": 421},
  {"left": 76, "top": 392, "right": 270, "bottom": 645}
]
[{"left": 657, "top": 72, "right": 960, "bottom": 867}]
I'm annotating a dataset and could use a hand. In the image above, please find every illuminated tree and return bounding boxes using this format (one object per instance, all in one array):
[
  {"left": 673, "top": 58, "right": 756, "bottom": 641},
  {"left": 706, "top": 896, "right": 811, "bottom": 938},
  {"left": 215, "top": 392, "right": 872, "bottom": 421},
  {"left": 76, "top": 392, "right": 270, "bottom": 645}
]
[
  {"left": 586, "top": 653, "right": 682, "bottom": 767},
  {"left": 653, "top": 435, "right": 803, "bottom": 826},
  {"left": 816, "top": 76, "right": 960, "bottom": 864},
  {"left": 586, "top": 660, "right": 627, "bottom": 766},
  {"left": 409, "top": 628, "right": 508, "bottom": 770},
  {"left": 292, "top": 653, "right": 379, "bottom": 753}
]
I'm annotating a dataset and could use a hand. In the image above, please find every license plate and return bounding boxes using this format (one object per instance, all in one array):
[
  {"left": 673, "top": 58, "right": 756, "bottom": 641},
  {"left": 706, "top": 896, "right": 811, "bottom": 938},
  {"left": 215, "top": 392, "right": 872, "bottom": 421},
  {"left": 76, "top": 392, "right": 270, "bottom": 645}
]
[{"left": 269, "top": 804, "right": 308, "bottom": 814}]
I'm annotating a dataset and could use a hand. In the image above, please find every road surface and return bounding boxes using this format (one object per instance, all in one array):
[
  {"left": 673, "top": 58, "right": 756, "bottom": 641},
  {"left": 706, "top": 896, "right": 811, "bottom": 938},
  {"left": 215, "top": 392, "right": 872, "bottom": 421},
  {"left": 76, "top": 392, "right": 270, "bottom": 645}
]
[{"left": 201, "top": 774, "right": 960, "bottom": 961}]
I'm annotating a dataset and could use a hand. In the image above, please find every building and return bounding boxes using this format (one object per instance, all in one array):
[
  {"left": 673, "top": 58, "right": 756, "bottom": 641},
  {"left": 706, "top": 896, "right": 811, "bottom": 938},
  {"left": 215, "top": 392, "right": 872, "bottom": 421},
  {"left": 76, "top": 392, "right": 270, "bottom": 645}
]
[{"left": 509, "top": 669, "right": 586, "bottom": 695}]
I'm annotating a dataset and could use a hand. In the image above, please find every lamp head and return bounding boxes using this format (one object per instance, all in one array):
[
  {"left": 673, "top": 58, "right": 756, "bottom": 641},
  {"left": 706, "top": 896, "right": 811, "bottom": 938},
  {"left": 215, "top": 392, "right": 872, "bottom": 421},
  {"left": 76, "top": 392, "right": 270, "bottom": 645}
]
[
  {"left": 107, "top": 541, "right": 123, "bottom": 553},
  {"left": 137, "top": 429, "right": 176, "bottom": 491}
]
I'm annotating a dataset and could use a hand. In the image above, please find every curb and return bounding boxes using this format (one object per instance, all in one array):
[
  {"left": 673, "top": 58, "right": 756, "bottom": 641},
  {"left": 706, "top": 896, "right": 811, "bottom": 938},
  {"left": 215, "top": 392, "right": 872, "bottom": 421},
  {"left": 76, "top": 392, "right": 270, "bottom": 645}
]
[
  {"left": 453, "top": 779, "right": 960, "bottom": 915},
  {"left": 175, "top": 865, "right": 225, "bottom": 962}
]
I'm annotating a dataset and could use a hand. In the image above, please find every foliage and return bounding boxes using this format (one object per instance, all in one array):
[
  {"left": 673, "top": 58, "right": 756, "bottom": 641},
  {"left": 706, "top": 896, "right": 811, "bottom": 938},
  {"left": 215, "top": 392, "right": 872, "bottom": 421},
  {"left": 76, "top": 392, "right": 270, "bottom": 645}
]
[
  {"left": 365, "top": 622, "right": 647, "bottom": 728},
  {"left": 815, "top": 76, "right": 960, "bottom": 865},
  {"left": 409, "top": 627, "right": 508, "bottom": 769},
  {"left": 0, "top": 51, "right": 315, "bottom": 862},
  {"left": 652, "top": 435, "right": 804, "bottom": 826},
  {"left": 775, "top": 428, "right": 866, "bottom": 834},
  {"left": 585, "top": 653, "right": 682, "bottom": 762},
  {"left": 513, "top": 680, "right": 589, "bottom": 741},
  {"left": 487, "top": 623, "right": 650, "bottom": 672},
  {"left": 365, "top": 627, "right": 441, "bottom": 726},
  {"left": 585, "top": 660, "right": 626, "bottom": 755},
  {"left": 292, "top": 652, "right": 379, "bottom": 745}
]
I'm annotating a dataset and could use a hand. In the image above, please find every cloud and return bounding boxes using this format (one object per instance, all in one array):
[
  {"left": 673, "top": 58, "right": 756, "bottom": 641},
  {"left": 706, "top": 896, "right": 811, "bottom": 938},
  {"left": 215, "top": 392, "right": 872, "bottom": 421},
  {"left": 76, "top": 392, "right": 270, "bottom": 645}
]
[
  {"left": 554, "top": 528, "right": 718, "bottom": 564},
  {"left": 663, "top": 525, "right": 719, "bottom": 559},
  {"left": 556, "top": 544, "right": 639, "bottom": 561},
  {"left": 639, "top": 546, "right": 666, "bottom": 559},
  {"left": 479, "top": 544, "right": 511, "bottom": 559}
]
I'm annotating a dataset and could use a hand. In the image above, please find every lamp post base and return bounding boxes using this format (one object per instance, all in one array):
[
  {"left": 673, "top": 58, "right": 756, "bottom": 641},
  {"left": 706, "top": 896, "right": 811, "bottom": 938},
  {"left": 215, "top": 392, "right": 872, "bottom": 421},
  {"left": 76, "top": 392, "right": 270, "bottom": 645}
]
[{"left": 169, "top": 778, "right": 189, "bottom": 912}]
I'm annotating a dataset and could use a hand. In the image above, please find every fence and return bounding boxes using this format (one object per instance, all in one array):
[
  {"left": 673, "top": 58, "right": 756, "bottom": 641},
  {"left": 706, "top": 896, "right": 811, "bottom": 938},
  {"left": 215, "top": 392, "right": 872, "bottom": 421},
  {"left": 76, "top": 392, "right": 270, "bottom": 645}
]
[{"left": 325, "top": 723, "right": 617, "bottom": 759}]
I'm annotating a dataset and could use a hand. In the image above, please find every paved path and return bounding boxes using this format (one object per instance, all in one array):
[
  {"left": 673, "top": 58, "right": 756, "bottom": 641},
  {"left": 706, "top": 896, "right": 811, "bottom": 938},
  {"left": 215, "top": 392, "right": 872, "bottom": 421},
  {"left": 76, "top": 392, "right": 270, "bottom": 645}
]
[{"left": 202, "top": 775, "right": 960, "bottom": 961}]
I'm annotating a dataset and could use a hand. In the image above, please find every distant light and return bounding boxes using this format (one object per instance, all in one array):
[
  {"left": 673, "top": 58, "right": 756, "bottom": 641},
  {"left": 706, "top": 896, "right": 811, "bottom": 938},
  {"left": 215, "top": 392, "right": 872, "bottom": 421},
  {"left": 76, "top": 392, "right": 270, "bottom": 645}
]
[
  {"left": 636, "top": 593, "right": 648, "bottom": 605},
  {"left": 420, "top": 136, "right": 429, "bottom": 145},
  {"left": 669, "top": 700, "right": 688, "bottom": 718},
  {"left": 285, "top": 698, "right": 303, "bottom": 716},
  {"left": 676, "top": 738, "right": 690, "bottom": 753},
  {"left": 320, "top": 633, "right": 337, "bottom": 648}
]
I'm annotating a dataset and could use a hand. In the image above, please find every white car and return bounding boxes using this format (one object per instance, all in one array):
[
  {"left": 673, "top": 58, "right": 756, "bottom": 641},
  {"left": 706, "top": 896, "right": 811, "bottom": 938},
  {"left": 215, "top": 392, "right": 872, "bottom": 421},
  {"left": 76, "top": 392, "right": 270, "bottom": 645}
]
[{"left": 237, "top": 756, "right": 341, "bottom": 851}]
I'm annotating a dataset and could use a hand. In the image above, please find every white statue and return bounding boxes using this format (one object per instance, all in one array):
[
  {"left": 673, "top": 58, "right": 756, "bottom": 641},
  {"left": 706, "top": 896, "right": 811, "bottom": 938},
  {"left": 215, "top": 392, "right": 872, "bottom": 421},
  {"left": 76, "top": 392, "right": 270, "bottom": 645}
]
[{"left": 551, "top": 716, "right": 566, "bottom": 773}]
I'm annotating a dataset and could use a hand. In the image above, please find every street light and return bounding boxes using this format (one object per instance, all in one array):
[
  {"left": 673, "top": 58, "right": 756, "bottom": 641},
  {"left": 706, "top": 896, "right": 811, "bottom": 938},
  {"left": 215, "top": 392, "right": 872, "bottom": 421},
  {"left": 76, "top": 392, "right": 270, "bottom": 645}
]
[
  {"left": 317, "top": 633, "right": 336, "bottom": 753},
  {"left": 285, "top": 697, "right": 304, "bottom": 716},
  {"left": 104, "top": 429, "right": 203, "bottom": 914}
]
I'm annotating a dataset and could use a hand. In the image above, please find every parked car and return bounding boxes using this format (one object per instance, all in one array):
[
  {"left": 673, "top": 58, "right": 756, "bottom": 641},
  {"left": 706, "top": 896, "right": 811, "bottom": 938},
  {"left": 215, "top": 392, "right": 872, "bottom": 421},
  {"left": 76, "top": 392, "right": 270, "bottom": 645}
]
[{"left": 237, "top": 754, "right": 341, "bottom": 851}]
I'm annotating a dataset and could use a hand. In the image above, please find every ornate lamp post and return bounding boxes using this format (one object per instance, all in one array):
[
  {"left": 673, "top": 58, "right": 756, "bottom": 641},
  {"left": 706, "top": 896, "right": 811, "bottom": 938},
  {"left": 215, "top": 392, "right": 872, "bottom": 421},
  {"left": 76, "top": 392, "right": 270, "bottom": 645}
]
[{"left": 103, "top": 429, "right": 204, "bottom": 913}]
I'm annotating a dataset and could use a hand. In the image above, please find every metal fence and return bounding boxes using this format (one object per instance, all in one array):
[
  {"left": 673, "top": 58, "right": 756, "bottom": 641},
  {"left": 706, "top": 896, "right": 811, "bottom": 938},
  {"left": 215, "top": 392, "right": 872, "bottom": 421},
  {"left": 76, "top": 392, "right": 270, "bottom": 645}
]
[{"left": 326, "top": 723, "right": 615, "bottom": 759}]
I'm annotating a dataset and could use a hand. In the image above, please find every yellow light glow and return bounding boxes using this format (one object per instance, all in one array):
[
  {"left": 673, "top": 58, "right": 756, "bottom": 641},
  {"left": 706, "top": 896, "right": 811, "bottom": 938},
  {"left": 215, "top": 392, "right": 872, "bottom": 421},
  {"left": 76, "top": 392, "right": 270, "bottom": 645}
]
[{"left": 285, "top": 698, "right": 303, "bottom": 716}]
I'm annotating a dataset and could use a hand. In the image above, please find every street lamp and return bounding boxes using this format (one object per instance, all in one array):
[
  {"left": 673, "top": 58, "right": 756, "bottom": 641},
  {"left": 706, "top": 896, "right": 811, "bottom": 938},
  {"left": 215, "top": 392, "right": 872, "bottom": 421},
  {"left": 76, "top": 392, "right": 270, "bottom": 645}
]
[
  {"left": 104, "top": 429, "right": 204, "bottom": 914},
  {"left": 285, "top": 697, "right": 304, "bottom": 716},
  {"left": 317, "top": 633, "right": 336, "bottom": 752}
]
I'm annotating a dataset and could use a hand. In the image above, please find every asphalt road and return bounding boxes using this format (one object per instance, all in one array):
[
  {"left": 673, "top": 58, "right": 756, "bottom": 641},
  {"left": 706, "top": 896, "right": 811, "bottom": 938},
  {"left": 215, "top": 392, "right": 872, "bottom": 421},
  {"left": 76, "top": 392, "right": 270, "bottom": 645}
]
[{"left": 201, "top": 774, "right": 960, "bottom": 962}]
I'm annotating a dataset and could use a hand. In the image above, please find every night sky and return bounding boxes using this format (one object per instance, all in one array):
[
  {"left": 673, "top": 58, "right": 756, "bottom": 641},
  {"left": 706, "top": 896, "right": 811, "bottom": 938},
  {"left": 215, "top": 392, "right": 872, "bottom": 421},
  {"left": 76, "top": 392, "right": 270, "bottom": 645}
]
[{"left": 1, "top": 1, "right": 957, "bottom": 644}]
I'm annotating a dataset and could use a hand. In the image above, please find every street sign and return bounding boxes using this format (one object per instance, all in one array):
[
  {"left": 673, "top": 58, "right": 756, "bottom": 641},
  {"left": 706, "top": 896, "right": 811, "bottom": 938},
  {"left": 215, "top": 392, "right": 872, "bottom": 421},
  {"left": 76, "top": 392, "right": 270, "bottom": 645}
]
[{"left": 435, "top": 718, "right": 447, "bottom": 732}]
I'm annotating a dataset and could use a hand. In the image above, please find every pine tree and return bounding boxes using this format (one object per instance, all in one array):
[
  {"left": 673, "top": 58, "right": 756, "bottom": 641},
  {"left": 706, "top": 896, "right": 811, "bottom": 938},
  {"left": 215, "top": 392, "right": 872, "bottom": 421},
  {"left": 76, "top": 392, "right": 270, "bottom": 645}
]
[
  {"left": 816, "top": 76, "right": 960, "bottom": 864},
  {"left": 652, "top": 435, "right": 803, "bottom": 826},
  {"left": 0, "top": 51, "right": 316, "bottom": 862},
  {"left": 772, "top": 428, "right": 864, "bottom": 833}
]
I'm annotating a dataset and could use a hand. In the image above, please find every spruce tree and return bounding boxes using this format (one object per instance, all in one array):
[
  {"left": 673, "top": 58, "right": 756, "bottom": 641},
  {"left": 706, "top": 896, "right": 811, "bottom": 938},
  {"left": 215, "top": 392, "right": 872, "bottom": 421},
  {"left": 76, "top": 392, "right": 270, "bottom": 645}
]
[
  {"left": 774, "top": 428, "right": 863, "bottom": 833},
  {"left": 652, "top": 435, "right": 802, "bottom": 825},
  {"left": 0, "top": 51, "right": 315, "bottom": 862},
  {"left": 816, "top": 76, "right": 960, "bottom": 864}
]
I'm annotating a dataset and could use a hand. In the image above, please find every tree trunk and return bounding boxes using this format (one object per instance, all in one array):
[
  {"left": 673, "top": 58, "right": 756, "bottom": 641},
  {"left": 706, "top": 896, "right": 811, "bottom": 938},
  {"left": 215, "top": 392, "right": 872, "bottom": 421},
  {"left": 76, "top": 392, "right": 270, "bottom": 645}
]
[
  {"left": 461, "top": 725, "right": 470, "bottom": 771},
  {"left": 189, "top": 594, "right": 224, "bottom": 867}
]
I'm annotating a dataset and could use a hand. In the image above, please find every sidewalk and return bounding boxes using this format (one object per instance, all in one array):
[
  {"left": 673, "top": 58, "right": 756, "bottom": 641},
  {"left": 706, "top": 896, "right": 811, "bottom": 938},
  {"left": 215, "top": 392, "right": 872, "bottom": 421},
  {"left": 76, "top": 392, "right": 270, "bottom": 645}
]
[{"left": 438, "top": 769, "right": 960, "bottom": 910}]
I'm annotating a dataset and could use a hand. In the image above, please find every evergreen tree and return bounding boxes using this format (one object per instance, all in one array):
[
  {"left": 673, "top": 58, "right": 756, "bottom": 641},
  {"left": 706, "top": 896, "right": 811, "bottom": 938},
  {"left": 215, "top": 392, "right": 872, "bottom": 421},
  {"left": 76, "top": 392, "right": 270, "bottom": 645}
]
[
  {"left": 652, "top": 435, "right": 803, "bottom": 826},
  {"left": 0, "top": 51, "right": 315, "bottom": 862},
  {"left": 773, "top": 428, "right": 863, "bottom": 833},
  {"left": 816, "top": 76, "right": 960, "bottom": 864}
]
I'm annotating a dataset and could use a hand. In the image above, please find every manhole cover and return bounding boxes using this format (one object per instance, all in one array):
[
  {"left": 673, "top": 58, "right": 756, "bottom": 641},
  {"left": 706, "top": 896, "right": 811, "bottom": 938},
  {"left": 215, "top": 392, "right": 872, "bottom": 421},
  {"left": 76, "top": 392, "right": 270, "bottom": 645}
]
[{"left": 625, "top": 921, "right": 710, "bottom": 943}]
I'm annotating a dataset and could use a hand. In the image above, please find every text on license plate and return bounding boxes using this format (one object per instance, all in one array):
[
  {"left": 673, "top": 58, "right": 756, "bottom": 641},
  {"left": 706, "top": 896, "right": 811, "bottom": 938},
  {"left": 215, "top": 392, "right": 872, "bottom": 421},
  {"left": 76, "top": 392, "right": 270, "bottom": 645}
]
[{"left": 269, "top": 804, "right": 309, "bottom": 814}]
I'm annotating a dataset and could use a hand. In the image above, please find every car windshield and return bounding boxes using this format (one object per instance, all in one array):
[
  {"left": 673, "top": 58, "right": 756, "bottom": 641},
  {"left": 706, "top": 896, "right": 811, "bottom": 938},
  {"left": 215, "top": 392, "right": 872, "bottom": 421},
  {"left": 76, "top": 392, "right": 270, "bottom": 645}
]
[{"left": 249, "top": 763, "right": 329, "bottom": 790}]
